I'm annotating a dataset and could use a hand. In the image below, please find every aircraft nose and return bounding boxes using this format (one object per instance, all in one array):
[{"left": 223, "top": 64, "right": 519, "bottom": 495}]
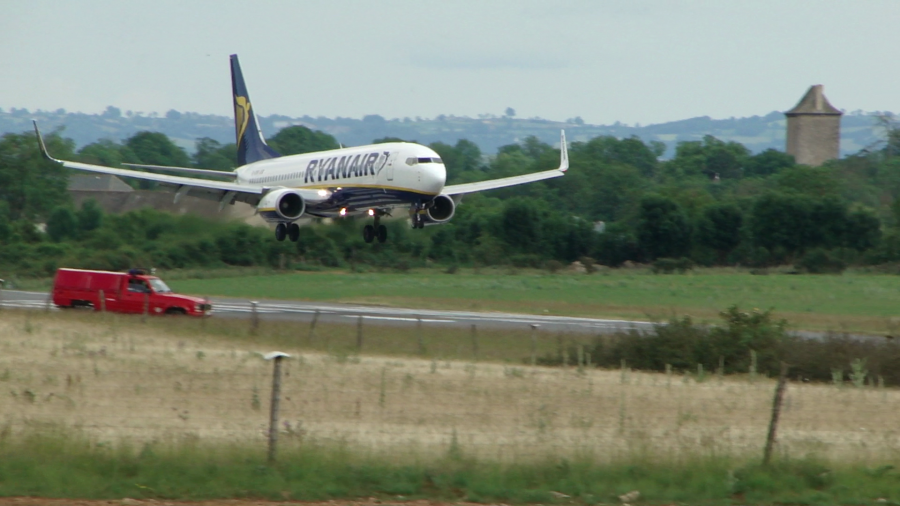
[{"left": 423, "top": 163, "right": 446, "bottom": 193}]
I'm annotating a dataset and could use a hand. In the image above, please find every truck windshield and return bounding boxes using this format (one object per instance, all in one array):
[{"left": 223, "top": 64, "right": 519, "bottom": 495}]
[{"left": 148, "top": 278, "right": 172, "bottom": 293}]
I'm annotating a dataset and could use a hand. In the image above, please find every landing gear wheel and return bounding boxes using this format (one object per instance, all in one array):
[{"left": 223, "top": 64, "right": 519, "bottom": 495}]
[
  {"left": 376, "top": 224, "right": 387, "bottom": 243},
  {"left": 275, "top": 223, "right": 287, "bottom": 241},
  {"left": 288, "top": 223, "right": 300, "bottom": 242},
  {"left": 414, "top": 215, "right": 425, "bottom": 229},
  {"left": 363, "top": 224, "right": 375, "bottom": 243}
]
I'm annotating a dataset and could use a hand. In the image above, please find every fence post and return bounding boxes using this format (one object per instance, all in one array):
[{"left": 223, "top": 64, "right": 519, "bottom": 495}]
[
  {"left": 470, "top": 324, "right": 479, "bottom": 360},
  {"left": 356, "top": 315, "right": 363, "bottom": 351},
  {"left": 530, "top": 324, "right": 539, "bottom": 366},
  {"left": 45, "top": 292, "right": 52, "bottom": 312},
  {"left": 0, "top": 279, "right": 4, "bottom": 311},
  {"left": 264, "top": 351, "right": 290, "bottom": 465},
  {"left": 308, "top": 310, "right": 319, "bottom": 342},
  {"left": 577, "top": 344, "right": 585, "bottom": 373},
  {"left": 250, "top": 301, "right": 259, "bottom": 334},
  {"left": 142, "top": 292, "right": 149, "bottom": 322},
  {"left": 763, "top": 362, "right": 790, "bottom": 466},
  {"left": 99, "top": 289, "right": 106, "bottom": 313},
  {"left": 417, "top": 317, "right": 425, "bottom": 355}
]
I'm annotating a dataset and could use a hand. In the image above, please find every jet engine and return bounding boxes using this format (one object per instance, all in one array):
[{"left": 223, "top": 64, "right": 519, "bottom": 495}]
[
  {"left": 423, "top": 195, "right": 456, "bottom": 224},
  {"left": 257, "top": 189, "right": 306, "bottom": 222}
]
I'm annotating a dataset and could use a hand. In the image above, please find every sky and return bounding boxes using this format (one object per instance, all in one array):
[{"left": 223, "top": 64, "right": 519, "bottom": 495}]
[{"left": 2, "top": 0, "right": 899, "bottom": 126}]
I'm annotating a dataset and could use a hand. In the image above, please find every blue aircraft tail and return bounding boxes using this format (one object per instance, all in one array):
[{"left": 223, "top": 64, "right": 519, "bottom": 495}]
[{"left": 230, "top": 54, "right": 281, "bottom": 166}]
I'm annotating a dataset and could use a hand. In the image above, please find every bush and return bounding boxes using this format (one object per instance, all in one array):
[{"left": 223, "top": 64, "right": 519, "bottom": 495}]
[
  {"left": 796, "top": 248, "right": 847, "bottom": 274},
  {"left": 544, "top": 260, "right": 563, "bottom": 273},
  {"left": 589, "top": 306, "right": 787, "bottom": 376},
  {"left": 652, "top": 257, "right": 694, "bottom": 274}
]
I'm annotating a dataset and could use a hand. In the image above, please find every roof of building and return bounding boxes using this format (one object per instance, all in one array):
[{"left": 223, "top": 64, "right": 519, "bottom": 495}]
[
  {"left": 785, "top": 85, "right": 842, "bottom": 116},
  {"left": 68, "top": 174, "right": 134, "bottom": 192}
]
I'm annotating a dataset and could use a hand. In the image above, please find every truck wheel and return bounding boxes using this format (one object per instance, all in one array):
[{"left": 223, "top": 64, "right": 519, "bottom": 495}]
[{"left": 165, "top": 307, "right": 186, "bottom": 316}]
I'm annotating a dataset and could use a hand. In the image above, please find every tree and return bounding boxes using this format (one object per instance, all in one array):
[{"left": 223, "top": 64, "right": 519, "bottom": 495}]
[
  {"left": 429, "top": 139, "right": 483, "bottom": 183},
  {"left": 697, "top": 203, "right": 743, "bottom": 263},
  {"left": 845, "top": 209, "right": 881, "bottom": 251},
  {"left": 499, "top": 198, "right": 543, "bottom": 254},
  {"left": 637, "top": 195, "right": 692, "bottom": 259},
  {"left": 750, "top": 193, "right": 813, "bottom": 260},
  {"left": 667, "top": 135, "right": 749, "bottom": 179},
  {"left": 126, "top": 131, "right": 190, "bottom": 167},
  {"left": 773, "top": 166, "right": 841, "bottom": 197},
  {"left": 77, "top": 139, "right": 135, "bottom": 167},
  {"left": 744, "top": 149, "right": 795, "bottom": 177},
  {"left": 373, "top": 137, "right": 414, "bottom": 144},
  {"left": 575, "top": 136, "right": 659, "bottom": 177},
  {"left": 267, "top": 125, "right": 339, "bottom": 155},
  {"left": 46, "top": 206, "right": 77, "bottom": 242},
  {"left": 0, "top": 130, "right": 73, "bottom": 221},
  {"left": 504, "top": 107, "right": 516, "bottom": 118},
  {"left": 76, "top": 199, "right": 104, "bottom": 234},
  {"left": 193, "top": 137, "right": 236, "bottom": 171}
]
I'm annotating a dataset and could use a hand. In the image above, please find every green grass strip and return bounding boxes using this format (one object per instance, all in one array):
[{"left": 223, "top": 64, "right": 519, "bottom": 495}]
[{"left": 1, "top": 428, "right": 899, "bottom": 504}]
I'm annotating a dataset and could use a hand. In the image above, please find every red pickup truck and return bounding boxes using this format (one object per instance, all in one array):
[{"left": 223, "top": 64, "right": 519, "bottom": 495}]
[{"left": 52, "top": 268, "right": 211, "bottom": 316}]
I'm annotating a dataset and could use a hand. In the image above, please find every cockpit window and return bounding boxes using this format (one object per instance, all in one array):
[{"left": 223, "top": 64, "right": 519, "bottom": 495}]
[
  {"left": 417, "top": 157, "right": 443, "bottom": 164},
  {"left": 406, "top": 157, "right": 417, "bottom": 166}
]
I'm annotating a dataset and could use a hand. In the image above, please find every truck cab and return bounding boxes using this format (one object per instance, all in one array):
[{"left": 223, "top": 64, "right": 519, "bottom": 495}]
[{"left": 52, "top": 268, "right": 211, "bottom": 316}]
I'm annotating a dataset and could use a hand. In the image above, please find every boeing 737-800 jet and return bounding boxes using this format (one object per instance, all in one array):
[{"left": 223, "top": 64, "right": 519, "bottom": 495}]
[{"left": 34, "top": 55, "right": 568, "bottom": 243}]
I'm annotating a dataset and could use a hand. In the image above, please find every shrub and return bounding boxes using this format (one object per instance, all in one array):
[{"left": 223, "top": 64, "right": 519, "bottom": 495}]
[
  {"left": 652, "top": 257, "right": 694, "bottom": 274},
  {"left": 590, "top": 306, "right": 787, "bottom": 376},
  {"left": 796, "top": 248, "right": 847, "bottom": 274},
  {"left": 544, "top": 260, "right": 563, "bottom": 273}
]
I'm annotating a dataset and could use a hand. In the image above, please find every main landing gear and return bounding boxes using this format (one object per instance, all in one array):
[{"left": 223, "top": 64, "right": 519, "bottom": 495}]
[
  {"left": 363, "top": 210, "right": 387, "bottom": 244},
  {"left": 275, "top": 222, "right": 300, "bottom": 242}
]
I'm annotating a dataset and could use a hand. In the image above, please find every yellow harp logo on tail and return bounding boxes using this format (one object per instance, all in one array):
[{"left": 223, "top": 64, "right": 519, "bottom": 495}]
[{"left": 234, "top": 95, "right": 251, "bottom": 146}]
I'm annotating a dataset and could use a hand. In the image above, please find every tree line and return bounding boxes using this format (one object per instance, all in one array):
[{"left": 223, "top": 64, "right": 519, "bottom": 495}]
[{"left": 2, "top": 121, "right": 900, "bottom": 278}]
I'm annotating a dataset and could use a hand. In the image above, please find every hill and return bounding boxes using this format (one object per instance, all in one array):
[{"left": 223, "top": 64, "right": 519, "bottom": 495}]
[{"left": 1, "top": 105, "right": 886, "bottom": 158}]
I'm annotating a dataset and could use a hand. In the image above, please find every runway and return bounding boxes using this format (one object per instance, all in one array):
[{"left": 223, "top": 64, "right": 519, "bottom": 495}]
[
  {"left": 1, "top": 289, "right": 654, "bottom": 335},
  {"left": 2, "top": 290, "right": 871, "bottom": 340}
]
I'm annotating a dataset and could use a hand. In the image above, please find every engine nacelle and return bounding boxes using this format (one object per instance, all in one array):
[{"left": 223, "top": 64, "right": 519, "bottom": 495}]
[
  {"left": 257, "top": 189, "right": 306, "bottom": 223},
  {"left": 424, "top": 195, "right": 456, "bottom": 224}
]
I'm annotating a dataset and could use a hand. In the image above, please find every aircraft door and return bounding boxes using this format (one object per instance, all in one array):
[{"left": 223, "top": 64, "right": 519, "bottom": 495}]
[{"left": 386, "top": 152, "right": 398, "bottom": 181}]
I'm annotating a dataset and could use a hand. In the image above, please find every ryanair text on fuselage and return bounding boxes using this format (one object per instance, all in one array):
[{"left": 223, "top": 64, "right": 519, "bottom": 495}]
[{"left": 249, "top": 151, "right": 390, "bottom": 185}]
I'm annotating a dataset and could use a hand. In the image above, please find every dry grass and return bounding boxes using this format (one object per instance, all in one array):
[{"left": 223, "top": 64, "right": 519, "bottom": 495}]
[{"left": 1, "top": 309, "right": 898, "bottom": 463}]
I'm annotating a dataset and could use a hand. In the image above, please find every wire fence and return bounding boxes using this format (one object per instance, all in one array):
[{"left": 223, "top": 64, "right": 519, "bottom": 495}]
[{"left": 2, "top": 309, "right": 899, "bottom": 463}]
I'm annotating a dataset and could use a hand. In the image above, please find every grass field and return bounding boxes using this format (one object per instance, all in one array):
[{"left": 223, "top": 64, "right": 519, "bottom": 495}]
[
  {"left": 3, "top": 310, "right": 900, "bottom": 503},
  {"left": 165, "top": 268, "right": 900, "bottom": 334}
]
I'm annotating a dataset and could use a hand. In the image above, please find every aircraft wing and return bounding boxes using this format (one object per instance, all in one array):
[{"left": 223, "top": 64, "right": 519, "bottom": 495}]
[
  {"left": 34, "top": 121, "right": 265, "bottom": 207},
  {"left": 441, "top": 130, "right": 568, "bottom": 196},
  {"left": 122, "top": 163, "right": 239, "bottom": 179}
]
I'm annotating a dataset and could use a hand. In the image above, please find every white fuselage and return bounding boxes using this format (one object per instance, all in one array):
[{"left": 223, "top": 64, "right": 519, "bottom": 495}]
[{"left": 234, "top": 142, "right": 446, "bottom": 207}]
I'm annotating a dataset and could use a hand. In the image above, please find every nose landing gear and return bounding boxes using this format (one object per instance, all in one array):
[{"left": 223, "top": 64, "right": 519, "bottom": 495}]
[{"left": 411, "top": 202, "right": 426, "bottom": 229}]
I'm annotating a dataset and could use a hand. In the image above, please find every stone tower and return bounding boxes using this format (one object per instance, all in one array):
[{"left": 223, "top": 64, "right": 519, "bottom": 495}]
[{"left": 785, "top": 85, "right": 842, "bottom": 166}]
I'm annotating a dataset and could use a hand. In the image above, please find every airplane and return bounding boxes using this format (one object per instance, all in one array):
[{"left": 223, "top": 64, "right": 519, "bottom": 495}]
[{"left": 34, "top": 54, "right": 568, "bottom": 244}]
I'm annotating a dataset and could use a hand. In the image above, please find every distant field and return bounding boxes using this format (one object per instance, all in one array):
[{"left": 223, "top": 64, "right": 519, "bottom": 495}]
[{"left": 169, "top": 268, "right": 900, "bottom": 334}]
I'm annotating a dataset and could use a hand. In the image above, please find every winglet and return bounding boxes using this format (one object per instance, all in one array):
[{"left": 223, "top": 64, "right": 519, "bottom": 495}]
[
  {"left": 559, "top": 130, "right": 569, "bottom": 172},
  {"left": 32, "top": 120, "right": 59, "bottom": 162}
]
